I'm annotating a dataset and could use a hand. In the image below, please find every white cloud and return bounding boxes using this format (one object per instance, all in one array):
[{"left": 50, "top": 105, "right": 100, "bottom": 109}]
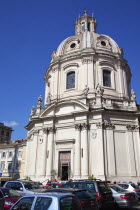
[{"left": 4, "top": 121, "right": 19, "bottom": 127}]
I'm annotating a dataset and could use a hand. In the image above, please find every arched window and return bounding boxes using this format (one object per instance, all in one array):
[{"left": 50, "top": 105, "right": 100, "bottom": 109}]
[
  {"left": 66, "top": 71, "right": 75, "bottom": 89},
  {"left": 82, "top": 22, "right": 85, "bottom": 32},
  {"left": 103, "top": 70, "right": 111, "bottom": 87},
  {"left": 87, "top": 22, "right": 90, "bottom": 31}
]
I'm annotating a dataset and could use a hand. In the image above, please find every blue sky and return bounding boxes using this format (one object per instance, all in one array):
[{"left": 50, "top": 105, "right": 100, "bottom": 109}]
[{"left": 0, "top": 0, "right": 140, "bottom": 141}]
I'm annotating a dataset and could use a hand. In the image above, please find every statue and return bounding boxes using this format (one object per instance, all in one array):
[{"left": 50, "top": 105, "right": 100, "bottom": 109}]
[
  {"left": 47, "top": 92, "right": 52, "bottom": 104},
  {"left": 83, "top": 85, "right": 89, "bottom": 96},
  {"left": 37, "top": 95, "right": 42, "bottom": 107},
  {"left": 95, "top": 84, "right": 104, "bottom": 96},
  {"left": 30, "top": 106, "right": 35, "bottom": 116},
  {"left": 131, "top": 89, "right": 136, "bottom": 101}
]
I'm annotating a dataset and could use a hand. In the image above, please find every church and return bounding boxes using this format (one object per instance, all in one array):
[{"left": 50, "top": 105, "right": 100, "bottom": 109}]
[{"left": 25, "top": 11, "right": 140, "bottom": 183}]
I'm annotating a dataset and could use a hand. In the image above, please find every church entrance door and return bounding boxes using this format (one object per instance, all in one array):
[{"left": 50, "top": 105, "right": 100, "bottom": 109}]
[{"left": 59, "top": 151, "right": 71, "bottom": 180}]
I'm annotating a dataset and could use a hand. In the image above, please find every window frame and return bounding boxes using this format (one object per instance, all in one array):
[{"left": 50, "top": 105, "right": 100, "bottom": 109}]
[
  {"left": 101, "top": 67, "right": 115, "bottom": 90},
  {"left": 66, "top": 71, "right": 75, "bottom": 90},
  {"left": 103, "top": 70, "right": 111, "bottom": 87}
]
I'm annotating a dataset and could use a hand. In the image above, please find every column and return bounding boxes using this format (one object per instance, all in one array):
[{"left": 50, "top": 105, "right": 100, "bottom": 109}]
[
  {"left": 39, "top": 128, "right": 48, "bottom": 177},
  {"left": 30, "top": 130, "right": 38, "bottom": 178},
  {"left": 74, "top": 124, "right": 81, "bottom": 178},
  {"left": 132, "top": 126, "right": 140, "bottom": 176},
  {"left": 46, "top": 127, "right": 54, "bottom": 179},
  {"left": 126, "top": 125, "right": 136, "bottom": 176},
  {"left": 105, "top": 123, "right": 116, "bottom": 176},
  {"left": 81, "top": 124, "right": 89, "bottom": 178}
]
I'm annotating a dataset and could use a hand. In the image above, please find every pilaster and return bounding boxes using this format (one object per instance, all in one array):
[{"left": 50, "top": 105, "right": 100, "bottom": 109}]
[{"left": 74, "top": 124, "right": 81, "bottom": 178}]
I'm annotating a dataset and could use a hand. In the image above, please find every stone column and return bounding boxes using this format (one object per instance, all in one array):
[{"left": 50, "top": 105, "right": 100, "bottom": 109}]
[
  {"left": 74, "top": 124, "right": 81, "bottom": 178},
  {"left": 126, "top": 125, "right": 137, "bottom": 176},
  {"left": 104, "top": 123, "right": 116, "bottom": 176},
  {"left": 81, "top": 124, "right": 89, "bottom": 178},
  {"left": 30, "top": 130, "right": 38, "bottom": 178},
  {"left": 39, "top": 128, "right": 48, "bottom": 177},
  {"left": 46, "top": 127, "right": 54, "bottom": 179}
]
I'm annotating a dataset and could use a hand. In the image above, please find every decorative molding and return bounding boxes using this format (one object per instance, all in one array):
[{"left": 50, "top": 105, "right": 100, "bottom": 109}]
[
  {"left": 82, "top": 57, "right": 94, "bottom": 64},
  {"left": 63, "top": 63, "right": 79, "bottom": 70},
  {"left": 96, "top": 122, "right": 103, "bottom": 129},
  {"left": 104, "top": 122, "right": 115, "bottom": 130},
  {"left": 126, "top": 124, "right": 139, "bottom": 131},
  {"left": 43, "top": 128, "right": 48, "bottom": 134},
  {"left": 75, "top": 124, "right": 81, "bottom": 130},
  {"left": 81, "top": 123, "right": 88, "bottom": 130}
]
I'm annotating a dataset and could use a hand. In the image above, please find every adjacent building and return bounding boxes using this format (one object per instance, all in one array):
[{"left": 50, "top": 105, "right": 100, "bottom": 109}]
[
  {"left": 0, "top": 139, "right": 27, "bottom": 180},
  {"left": 0, "top": 123, "right": 13, "bottom": 143},
  {"left": 25, "top": 12, "right": 140, "bottom": 183}
]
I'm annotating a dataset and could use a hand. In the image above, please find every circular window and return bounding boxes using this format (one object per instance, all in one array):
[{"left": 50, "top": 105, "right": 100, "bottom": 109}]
[
  {"left": 101, "top": 41, "right": 106, "bottom": 46},
  {"left": 70, "top": 43, "right": 76, "bottom": 48}
]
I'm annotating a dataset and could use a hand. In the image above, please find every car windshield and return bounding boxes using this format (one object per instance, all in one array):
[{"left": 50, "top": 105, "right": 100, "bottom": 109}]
[
  {"left": 131, "top": 183, "right": 139, "bottom": 189},
  {"left": 1, "top": 188, "right": 21, "bottom": 197},
  {"left": 110, "top": 185, "right": 126, "bottom": 193},
  {"left": 23, "top": 182, "right": 41, "bottom": 189}
]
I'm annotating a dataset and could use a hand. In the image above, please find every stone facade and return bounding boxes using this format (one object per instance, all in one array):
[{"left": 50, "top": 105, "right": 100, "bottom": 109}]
[{"left": 25, "top": 12, "right": 140, "bottom": 183}]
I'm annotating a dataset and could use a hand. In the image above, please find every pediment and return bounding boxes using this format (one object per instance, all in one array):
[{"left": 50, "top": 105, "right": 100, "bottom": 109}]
[{"left": 40, "top": 101, "right": 88, "bottom": 118}]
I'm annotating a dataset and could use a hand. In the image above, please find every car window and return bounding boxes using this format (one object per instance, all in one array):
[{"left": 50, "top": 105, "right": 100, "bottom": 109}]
[
  {"left": 15, "top": 182, "right": 23, "bottom": 190},
  {"left": 109, "top": 185, "right": 125, "bottom": 193},
  {"left": 98, "top": 182, "right": 111, "bottom": 193},
  {"left": 12, "top": 197, "right": 34, "bottom": 210},
  {"left": 74, "top": 191, "right": 93, "bottom": 199},
  {"left": 60, "top": 196, "right": 81, "bottom": 210},
  {"left": 0, "top": 190, "right": 4, "bottom": 198},
  {"left": 1, "top": 188, "right": 21, "bottom": 197},
  {"left": 86, "top": 183, "right": 96, "bottom": 193},
  {"left": 5, "top": 182, "right": 12, "bottom": 188},
  {"left": 23, "top": 182, "right": 40, "bottom": 190},
  {"left": 119, "top": 184, "right": 129, "bottom": 189},
  {"left": 131, "top": 183, "right": 138, "bottom": 189},
  {"left": 34, "top": 197, "right": 52, "bottom": 210}
]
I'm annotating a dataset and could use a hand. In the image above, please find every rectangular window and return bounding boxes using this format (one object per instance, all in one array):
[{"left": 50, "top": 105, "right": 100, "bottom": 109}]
[
  {"left": 2, "top": 152, "right": 6, "bottom": 158},
  {"left": 0, "top": 162, "right": 5, "bottom": 170},
  {"left": 103, "top": 70, "right": 111, "bottom": 87},
  {"left": 8, "top": 162, "right": 12, "bottom": 170},
  {"left": 18, "top": 151, "right": 22, "bottom": 158}
]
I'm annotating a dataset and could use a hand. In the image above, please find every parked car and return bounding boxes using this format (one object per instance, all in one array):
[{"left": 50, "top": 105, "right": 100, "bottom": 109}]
[
  {"left": 117, "top": 183, "right": 140, "bottom": 201},
  {"left": 0, "top": 189, "right": 5, "bottom": 210},
  {"left": 41, "top": 188, "right": 99, "bottom": 210},
  {"left": 10, "top": 193, "right": 82, "bottom": 210},
  {"left": 61, "top": 180, "right": 115, "bottom": 209},
  {"left": 3, "top": 180, "right": 45, "bottom": 196},
  {"left": 46, "top": 182, "right": 64, "bottom": 188},
  {"left": 108, "top": 184, "right": 140, "bottom": 209},
  {"left": 0, "top": 187, "right": 21, "bottom": 210}
]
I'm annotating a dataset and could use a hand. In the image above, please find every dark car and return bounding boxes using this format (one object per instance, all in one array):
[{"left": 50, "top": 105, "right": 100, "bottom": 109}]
[
  {"left": 61, "top": 180, "right": 115, "bottom": 209},
  {"left": 0, "top": 187, "right": 21, "bottom": 210},
  {"left": 108, "top": 184, "right": 140, "bottom": 209},
  {"left": 42, "top": 188, "right": 99, "bottom": 210}
]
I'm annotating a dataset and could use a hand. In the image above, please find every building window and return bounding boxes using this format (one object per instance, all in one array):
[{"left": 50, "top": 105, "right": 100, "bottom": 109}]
[
  {"left": 0, "top": 162, "right": 5, "bottom": 170},
  {"left": 2, "top": 152, "right": 6, "bottom": 158},
  {"left": 82, "top": 22, "right": 85, "bottom": 32},
  {"left": 8, "top": 162, "right": 12, "bottom": 170},
  {"left": 6, "top": 132, "right": 9, "bottom": 137},
  {"left": 66, "top": 71, "right": 75, "bottom": 89},
  {"left": 16, "top": 161, "right": 21, "bottom": 170},
  {"left": 1, "top": 131, "right": 4, "bottom": 136},
  {"left": 18, "top": 151, "right": 22, "bottom": 158},
  {"left": 8, "top": 151, "right": 13, "bottom": 158},
  {"left": 103, "top": 70, "right": 111, "bottom": 87},
  {"left": 87, "top": 22, "right": 90, "bottom": 31}
]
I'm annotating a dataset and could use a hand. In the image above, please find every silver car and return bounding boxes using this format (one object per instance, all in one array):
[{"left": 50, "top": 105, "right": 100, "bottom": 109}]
[
  {"left": 108, "top": 184, "right": 140, "bottom": 209},
  {"left": 3, "top": 180, "right": 45, "bottom": 196},
  {"left": 10, "top": 193, "right": 82, "bottom": 210}
]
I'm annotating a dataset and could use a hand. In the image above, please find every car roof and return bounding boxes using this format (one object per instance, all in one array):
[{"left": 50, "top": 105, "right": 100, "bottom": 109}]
[
  {"left": 45, "top": 188, "right": 87, "bottom": 192},
  {"left": 21, "top": 193, "right": 76, "bottom": 198}
]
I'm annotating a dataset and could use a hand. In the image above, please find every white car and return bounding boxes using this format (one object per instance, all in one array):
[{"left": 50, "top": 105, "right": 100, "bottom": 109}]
[
  {"left": 10, "top": 193, "right": 82, "bottom": 210},
  {"left": 118, "top": 183, "right": 140, "bottom": 201}
]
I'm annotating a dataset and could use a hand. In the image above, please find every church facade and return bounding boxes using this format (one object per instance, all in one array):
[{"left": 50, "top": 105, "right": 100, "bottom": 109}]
[{"left": 25, "top": 12, "right": 140, "bottom": 183}]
